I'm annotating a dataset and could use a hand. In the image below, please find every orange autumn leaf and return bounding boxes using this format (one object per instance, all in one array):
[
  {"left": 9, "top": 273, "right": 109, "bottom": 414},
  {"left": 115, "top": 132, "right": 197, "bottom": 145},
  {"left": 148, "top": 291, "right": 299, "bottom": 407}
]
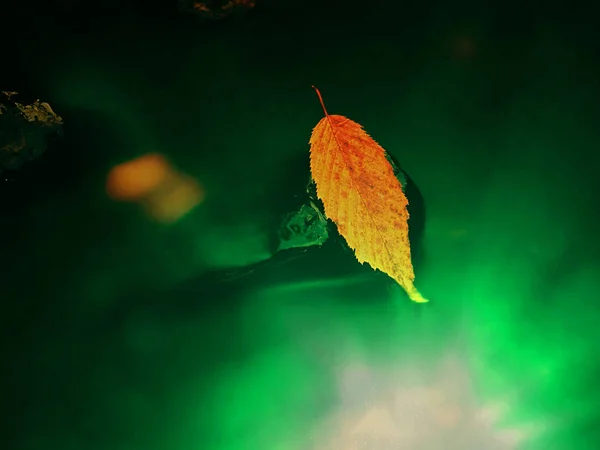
[{"left": 308, "top": 87, "right": 428, "bottom": 303}]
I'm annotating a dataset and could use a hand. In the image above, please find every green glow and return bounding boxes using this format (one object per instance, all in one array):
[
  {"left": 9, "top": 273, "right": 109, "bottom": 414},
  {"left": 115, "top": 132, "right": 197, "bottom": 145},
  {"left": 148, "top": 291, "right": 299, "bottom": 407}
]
[
  {"left": 9, "top": 14, "right": 599, "bottom": 450},
  {"left": 193, "top": 169, "right": 600, "bottom": 449}
]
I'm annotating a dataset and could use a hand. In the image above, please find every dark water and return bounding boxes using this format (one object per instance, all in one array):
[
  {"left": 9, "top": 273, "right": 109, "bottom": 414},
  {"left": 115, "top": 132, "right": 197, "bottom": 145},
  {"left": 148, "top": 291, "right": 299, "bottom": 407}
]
[{"left": 2, "top": 1, "right": 600, "bottom": 449}]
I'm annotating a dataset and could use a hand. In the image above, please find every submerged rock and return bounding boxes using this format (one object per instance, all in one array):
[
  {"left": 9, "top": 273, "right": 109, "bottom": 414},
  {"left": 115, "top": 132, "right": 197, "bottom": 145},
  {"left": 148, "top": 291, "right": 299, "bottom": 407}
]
[
  {"left": 0, "top": 91, "right": 63, "bottom": 174},
  {"left": 179, "top": 151, "right": 427, "bottom": 305}
]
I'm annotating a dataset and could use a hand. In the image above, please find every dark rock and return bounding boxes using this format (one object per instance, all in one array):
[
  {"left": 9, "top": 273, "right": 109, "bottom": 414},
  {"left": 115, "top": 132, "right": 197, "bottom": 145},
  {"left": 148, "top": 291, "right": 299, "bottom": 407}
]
[
  {"left": 179, "top": 149, "right": 427, "bottom": 306},
  {"left": 0, "top": 91, "right": 63, "bottom": 175},
  {"left": 178, "top": 0, "right": 256, "bottom": 20}
]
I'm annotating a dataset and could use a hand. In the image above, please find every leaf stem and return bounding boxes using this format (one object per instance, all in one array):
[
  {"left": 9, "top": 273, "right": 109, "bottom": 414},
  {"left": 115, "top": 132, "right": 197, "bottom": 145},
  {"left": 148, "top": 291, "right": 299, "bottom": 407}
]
[{"left": 311, "top": 85, "right": 329, "bottom": 116}]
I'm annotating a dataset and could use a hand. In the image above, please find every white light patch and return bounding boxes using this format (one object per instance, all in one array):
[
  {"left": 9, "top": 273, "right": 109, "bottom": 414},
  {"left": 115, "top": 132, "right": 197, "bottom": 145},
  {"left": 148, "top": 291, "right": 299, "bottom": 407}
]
[{"left": 309, "top": 349, "right": 545, "bottom": 450}]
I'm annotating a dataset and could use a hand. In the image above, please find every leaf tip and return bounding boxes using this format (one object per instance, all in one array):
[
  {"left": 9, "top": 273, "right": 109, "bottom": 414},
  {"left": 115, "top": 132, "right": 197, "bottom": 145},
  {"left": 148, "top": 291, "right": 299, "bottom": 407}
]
[
  {"left": 405, "top": 285, "right": 429, "bottom": 303},
  {"left": 411, "top": 293, "right": 429, "bottom": 303}
]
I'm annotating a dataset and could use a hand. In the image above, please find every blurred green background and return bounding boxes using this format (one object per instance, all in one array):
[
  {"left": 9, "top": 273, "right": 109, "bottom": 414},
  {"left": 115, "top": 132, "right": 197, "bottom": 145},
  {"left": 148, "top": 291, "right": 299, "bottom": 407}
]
[{"left": 2, "top": 0, "right": 600, "bottom": 449}]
